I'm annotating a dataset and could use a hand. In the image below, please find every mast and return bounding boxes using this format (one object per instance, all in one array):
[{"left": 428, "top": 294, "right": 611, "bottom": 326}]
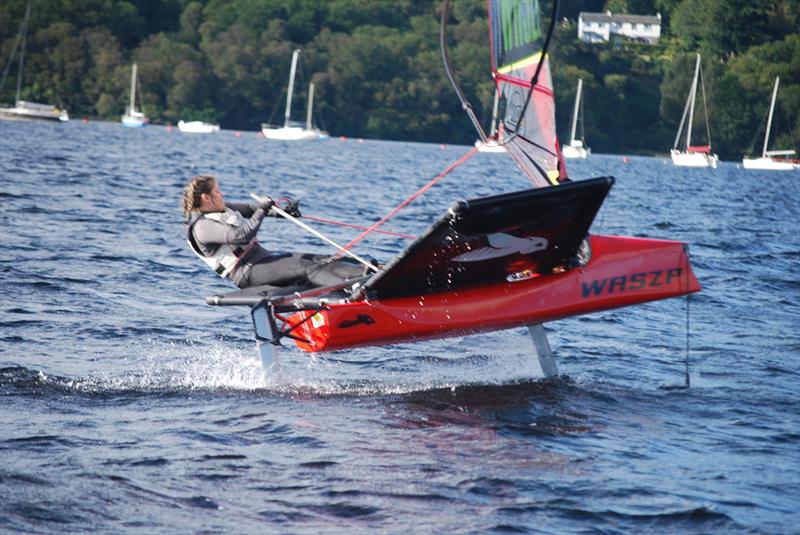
[
  {"left": 762, "top": 77, "right": 779, "bottom": 158},
  {"left": 129, "top": 63, "right": 137, "bottom": 114},
  {"left": 579, "top": 82, "right": 586, "bottom": 143},
  {"left": 284, "top": 49, "right": 300, "bottom": 128},
  {"left": 685, "top": 53, "right": 701, "bottom": 150},
  {"left": 14, "top": 1, "right": 31, "bottom": 106},
  {"left": 673, "top": 81, "right": 692, "bottom": 149},
  {"left": 306, "top": 83, "right": 314, "bottom": 130},
  {"left": 699, "top": 59, "right": 711, "bottom": 151},
  {"left": 569, "top": 79, "right": 582, "bottom": 144},
  {"left": 488, "top": 88, "right": 500, "bottom": 137}
]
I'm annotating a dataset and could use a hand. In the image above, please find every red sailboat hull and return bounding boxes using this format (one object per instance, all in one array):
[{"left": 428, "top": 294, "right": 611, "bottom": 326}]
[{"left": 288, "top": 234, "right": 700, "bottom": 352}]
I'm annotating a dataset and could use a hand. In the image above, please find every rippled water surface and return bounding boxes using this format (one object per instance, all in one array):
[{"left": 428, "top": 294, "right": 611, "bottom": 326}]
[{"left": 1, "top": 120, "right": 798, "bottom": 533}]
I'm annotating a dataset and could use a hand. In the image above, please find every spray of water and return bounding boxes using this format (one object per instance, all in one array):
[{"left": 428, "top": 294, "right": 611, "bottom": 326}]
[{"left": 55, "top": 333, "right": 555, "bottom": 396}]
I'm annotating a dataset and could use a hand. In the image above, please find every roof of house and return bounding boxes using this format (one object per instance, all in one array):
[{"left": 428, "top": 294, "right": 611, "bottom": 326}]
[{"left": 579, "top": 12, "right": 661, "bottom": 25}]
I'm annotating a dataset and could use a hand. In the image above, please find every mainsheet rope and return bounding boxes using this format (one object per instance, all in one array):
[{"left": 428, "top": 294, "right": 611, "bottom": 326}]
[
  {"left": 271, "top": 197, "right": 417, "bottom": 239},
  {"left": 251, "top": 193, "right": 378, "bottom": 270},
  {"left": 336, "top": 145, "right": 480, "bottom": 255},
  {"left": 303, "top": 215, "right": 416, "bottom": 240}
]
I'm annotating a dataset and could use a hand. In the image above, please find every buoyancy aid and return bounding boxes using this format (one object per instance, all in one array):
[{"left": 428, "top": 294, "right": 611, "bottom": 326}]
[{"left": 187, "top": 208, "right": 258, "bottom": 277}]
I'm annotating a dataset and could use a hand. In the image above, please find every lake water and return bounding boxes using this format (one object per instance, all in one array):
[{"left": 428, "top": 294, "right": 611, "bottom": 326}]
[{"left": 1, "top": 120, "right": 798, "bottom": 533}]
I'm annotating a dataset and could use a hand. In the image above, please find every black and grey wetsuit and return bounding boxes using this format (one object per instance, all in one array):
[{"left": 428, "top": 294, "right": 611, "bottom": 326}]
[{"left": 187, "top": 201, "right": 363, "bottom": 289}]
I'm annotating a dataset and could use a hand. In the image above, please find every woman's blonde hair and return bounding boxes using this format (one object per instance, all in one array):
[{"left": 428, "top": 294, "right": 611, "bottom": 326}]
[{"left": 182, "top": 174, "right": 216, "bottom": 222}]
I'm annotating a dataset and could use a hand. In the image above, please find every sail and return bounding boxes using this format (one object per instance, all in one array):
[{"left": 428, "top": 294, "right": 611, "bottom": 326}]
[
  {"left": 488, "top": 0, "right": 564, "bottom": 187},
  {"left": 363, "top": 177, "right": 613, "bottom": 300}
]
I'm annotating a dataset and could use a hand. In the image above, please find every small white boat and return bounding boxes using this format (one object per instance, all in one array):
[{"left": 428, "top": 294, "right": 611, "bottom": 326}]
[
  {"left": 177, "top": 120, "right": 220, "bottom": 134},
  {"left": 122, "top": 110, "right": 147, "bottom": 128},
  {"left": 562, "top": 79, "right": 589, "bottom": 159},
  {"left": 121, "top": 63, "right": 148, "bottom": 127},
  {"left": 263, "top": 123, "right": 327, "bottom": 141},
  {"left": 475, "top": 139, "right": 506, "bottom": 153},
  {"left": 0, "top": 4, "right": 68, "bottom": 123},
  {"left": 0, "top": 100, "right": 68, "bottom": 122},
  {"left": 670, "top": 148, "right": 718, "bottom": 168},
  {"left": 475, "top": 89, "right": 506, "bottom": 153},
  {"left": 671, "top": 54, "right": 717, "bottom": 168},
  {"left": 261, "top": 49, "right": 327, "bottom": 141},
  {"left": 742, "top": 77, "right": 798, "bottom": 171},
  {"left": 563, "top": 140, "right": 588, "bottom": 160},
  {"left": 742, "top": 153, "right": 798, "bottom": 171}
]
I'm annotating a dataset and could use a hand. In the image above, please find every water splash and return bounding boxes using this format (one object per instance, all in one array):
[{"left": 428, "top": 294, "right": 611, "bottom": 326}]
[{"left": 3, "top": 334, "right": 554, "bottom": 398}]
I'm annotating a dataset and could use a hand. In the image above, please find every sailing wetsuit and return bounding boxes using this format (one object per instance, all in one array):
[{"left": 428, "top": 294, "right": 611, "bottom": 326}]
[{"left": 187, "top": 201, "right": 364, "bottom": 289}]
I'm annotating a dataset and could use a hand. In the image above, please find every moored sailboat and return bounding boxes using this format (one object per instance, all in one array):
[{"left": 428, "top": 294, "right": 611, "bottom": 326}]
[
  {"left": 0, "top": 2, "right": 68, "bottom": 122},
  {"left": 475, "top": 89, "right": 506, "bottom": 153},
  {"left": 671, "top": 54, "right": 717, "bottom": 168},
  {"left": 562, "top": 78, "right": 589, "bottom": 159},
  {"left": 261, "top": 49, "right": 327, "bottom": 141},
  {"left": 121, "top": 63, "right": 148, "bottom": 127},
  {"left": 742, "top": 77, "right": 798, "bottom": 171}
]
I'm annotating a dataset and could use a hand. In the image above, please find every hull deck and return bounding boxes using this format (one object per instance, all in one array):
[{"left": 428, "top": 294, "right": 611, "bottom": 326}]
[{"left": 287, "top": 234, "right": 700, "bottom": 352}]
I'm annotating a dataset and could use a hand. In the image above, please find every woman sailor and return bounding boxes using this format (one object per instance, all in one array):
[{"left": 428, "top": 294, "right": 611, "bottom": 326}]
[{"left": 183, "top": 174, "right": 364, "bottom": 289}]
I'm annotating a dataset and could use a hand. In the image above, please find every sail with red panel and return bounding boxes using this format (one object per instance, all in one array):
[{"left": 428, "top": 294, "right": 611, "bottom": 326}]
[{"left": 488, "top": 0, "right": 566, "bottom": 187}]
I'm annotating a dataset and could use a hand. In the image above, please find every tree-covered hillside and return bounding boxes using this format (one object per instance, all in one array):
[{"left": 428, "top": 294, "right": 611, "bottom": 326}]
[{"left": 0, "top": 0, "right": 797, "bottom": 158}]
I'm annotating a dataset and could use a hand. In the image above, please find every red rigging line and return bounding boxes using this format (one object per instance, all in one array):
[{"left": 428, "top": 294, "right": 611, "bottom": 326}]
[
  {"left": 273, "top": 197, "right": 416, "bottom": 239},
  {"left": 493, "top": 72, "right": 554, "bottom": 95},
  {"left": 302, "top": 215, "right": 416, "bottom": 240},
  {"left": 337, "top": 145, "right": 480, "bottom": 255}
]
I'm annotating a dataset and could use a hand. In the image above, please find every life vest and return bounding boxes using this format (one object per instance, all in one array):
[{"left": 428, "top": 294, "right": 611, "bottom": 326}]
[{"left": 187, "top": 208, "right": 258, "bottom": 278}]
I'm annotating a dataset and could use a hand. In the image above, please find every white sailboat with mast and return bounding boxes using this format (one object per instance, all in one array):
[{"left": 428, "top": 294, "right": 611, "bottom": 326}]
[
  {"left": 121, "top": 63, "right": 148, "bottom": 127},
  {"left": 670, "top": 54, "right": 717, "bottom": 168},
  {"left": 261, "top": 49, "right": 327, "bottom": 141},
  {"left": 742, "top": 77, "right": 798, "bottom": 171},
  {"left": 475, "top": 89, "right": 505, "bottom": 153},
  {"left": 562, "top": 78, "right": 589, "bottom": 159},
  {"left": 0, "top": 1, "right": 68, "bottom": 122}
]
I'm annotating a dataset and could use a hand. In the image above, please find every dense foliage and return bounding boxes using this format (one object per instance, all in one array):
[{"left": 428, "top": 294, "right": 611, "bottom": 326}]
[{"left": 0, "top": 0, "right": 797, "bottom": 157}]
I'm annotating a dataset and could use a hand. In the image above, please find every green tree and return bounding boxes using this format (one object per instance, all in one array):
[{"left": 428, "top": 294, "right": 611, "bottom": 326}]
[
  {"left": 82, "top": 28, "right": 124, "bottom": 117},
  {"left": 672, "top": 0, "right": 774, "bottom": 58}
]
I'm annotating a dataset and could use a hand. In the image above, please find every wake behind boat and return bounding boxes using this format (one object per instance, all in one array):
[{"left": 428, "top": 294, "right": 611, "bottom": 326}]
[
  {"left": 204, "top": 0, "right": 701, "bottom": 379},
  {"left": 261, "top": 49, "right": 327, "bottom": 141}
]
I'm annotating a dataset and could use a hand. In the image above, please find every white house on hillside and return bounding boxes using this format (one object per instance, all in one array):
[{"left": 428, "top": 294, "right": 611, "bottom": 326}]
[{"left": 578, "top": 11, "right": 662, "bottom": 44}]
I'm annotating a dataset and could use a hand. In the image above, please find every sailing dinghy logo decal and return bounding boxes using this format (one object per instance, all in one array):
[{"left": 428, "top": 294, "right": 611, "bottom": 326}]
[
  {"left": 581, "top": 268, "right": 684, "bottom": 298},
  {"left": 452, "top": 233, "right": 548, "bottom": 262}
]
